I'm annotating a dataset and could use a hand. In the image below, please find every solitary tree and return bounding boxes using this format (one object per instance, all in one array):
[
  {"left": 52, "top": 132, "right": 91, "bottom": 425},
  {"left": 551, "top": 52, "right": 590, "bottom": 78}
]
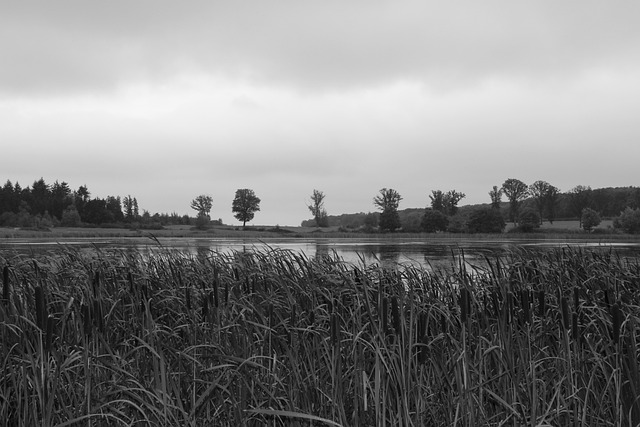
[
  {"left": 191, "top": 195, "right": 213, "bottom": 228},
  {"left": 501, "top": 178, "right": 529, "bottom": 223},
  {"left": 307, "top": 189, "right": 328, "bottom": 227},
  {"left": 232, "top": 189, "right": 261, "bottom": 228},
  {"left": 374, "top": 188, "right": 402, "bottom": 231}
]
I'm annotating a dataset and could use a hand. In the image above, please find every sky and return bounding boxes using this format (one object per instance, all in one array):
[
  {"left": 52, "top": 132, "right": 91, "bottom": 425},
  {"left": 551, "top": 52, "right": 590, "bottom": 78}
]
[{"left": 1, "top": 1, "right": 639, "bottom": 226}]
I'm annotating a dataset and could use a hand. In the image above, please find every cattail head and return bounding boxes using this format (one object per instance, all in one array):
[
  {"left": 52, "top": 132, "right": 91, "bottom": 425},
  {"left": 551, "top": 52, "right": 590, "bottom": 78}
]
[
  {"left": 460, "top": 288, "right": 469, "bottom": 324},
  {"left": 2, "top": 265, "right": 9, "bottom": 304},
  {"left": 611, "top": 303, "right": 622, "bottom": 345},
  {"left": 202, "top": 293, "right": 209, "bottom": 319},
  {"left": 391, "top": 296, "right": 400, "bottom": 335},
  {"left": 34, "top": 286, "right": 46, "bottom": 330},
  {"left": 560, "top": 297, "right": 570, "bottom": 331},
  {"left": 81, "top": 303, "right": 91, "bottom": 336},
  {"left": 381, "top": 297, "right": 389, "bottom": 334},
  {"left": 537, "top": 290, "right": 545, "bottom": 317},
  {"left": 522, "top": 290, "right": 531, "bottom": 324},
  {"left": 45, "top": 315, "right": 54, "bottom": 352},
  {"left": 330, "top": 312, "right": 339, "bottom": 346}
]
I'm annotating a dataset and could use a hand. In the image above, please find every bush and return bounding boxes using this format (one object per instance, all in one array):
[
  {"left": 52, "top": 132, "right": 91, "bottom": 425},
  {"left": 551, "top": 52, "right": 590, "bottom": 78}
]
[
  {"left": 613, "top": 207, "right": 640, "bottom": 234},
  {"left": 517, "top": 208, "right": 541, "bottom": 232},
  {"left": 581, "top": 208, "right": 601, "bottom": 232},
  {"left": 467, "top": 208, "right": 506, "bottom": 233}
]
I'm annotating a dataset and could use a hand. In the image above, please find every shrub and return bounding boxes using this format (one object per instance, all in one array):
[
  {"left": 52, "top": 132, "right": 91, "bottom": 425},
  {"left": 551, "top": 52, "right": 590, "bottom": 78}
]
[
  {"left": 517, "top": 208, "right": 540, "bottom": 232},
  {"left": 467, "top": 208, "right": 506, "bottom": 233},
  {"left": 613, "top": 207, "right": 640, "bottom": 233},
  {"left": 581, "top": 208, "right": 601, "bottom": 232}
]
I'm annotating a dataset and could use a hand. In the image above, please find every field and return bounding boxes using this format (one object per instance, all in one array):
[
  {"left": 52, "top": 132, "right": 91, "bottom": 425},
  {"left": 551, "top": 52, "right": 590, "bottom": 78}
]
[{"left": 1, "top": 245, "right": 640, "bottom": 426}]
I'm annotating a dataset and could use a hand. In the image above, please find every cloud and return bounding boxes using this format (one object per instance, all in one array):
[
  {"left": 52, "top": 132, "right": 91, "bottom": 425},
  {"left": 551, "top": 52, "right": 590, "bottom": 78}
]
[{"left": 3, "top": 1, "right": 640, "bottom": 96}]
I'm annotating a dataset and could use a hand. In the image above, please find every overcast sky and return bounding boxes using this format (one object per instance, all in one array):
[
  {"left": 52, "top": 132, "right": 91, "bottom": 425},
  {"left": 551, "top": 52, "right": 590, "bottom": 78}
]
[{"left": 1, "top": 1, "right": 639, "bottom": 226}]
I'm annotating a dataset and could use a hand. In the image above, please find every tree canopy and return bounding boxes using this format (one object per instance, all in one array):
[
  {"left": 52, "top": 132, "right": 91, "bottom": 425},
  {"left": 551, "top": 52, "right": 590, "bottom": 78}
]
[
  {"left": 232, "top": 189, "right": 261, "bottom": 228},
  {"left": 373, "top": 188, "right": 402, "bottom": 231}
]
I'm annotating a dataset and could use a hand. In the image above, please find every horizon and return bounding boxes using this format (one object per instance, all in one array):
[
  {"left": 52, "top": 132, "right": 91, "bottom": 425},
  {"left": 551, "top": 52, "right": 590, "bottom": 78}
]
[{"left": 2, "top": 2, "right": 639, "bottom": 226}]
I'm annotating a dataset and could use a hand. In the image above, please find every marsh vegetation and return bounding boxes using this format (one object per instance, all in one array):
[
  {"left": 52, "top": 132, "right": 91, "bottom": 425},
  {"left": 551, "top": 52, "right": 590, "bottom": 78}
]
[{"left": 1, "top": 246, "right": 640, "bottom": 425}]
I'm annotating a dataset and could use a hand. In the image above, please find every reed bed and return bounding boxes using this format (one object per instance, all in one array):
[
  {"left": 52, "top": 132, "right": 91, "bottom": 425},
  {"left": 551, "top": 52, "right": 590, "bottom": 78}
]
[{"left": 1, "top": 245, "right": 639, "bottom": 426}]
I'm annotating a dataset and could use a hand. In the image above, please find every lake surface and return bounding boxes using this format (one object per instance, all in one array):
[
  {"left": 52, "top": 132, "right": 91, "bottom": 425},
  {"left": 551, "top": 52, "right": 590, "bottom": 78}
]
[{"left": 1, "top": 236, "right": 639, "bottom": 270}]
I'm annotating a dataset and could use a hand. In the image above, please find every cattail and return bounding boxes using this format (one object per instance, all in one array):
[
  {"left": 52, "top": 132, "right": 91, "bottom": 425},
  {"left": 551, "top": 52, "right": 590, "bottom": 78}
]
[
  {"left": 213, "top": 277, "right": 219, "bottom": 308},
  {"left": 537, "top": 290, "right": 545, "bottom": 317},
  {"left": 45, "top": 315, "right": 54, "bottom": 352},
  {"left": 522, "top": 290, "right": 531, "bottom": 324},
  {"left": 460, "top": 288, "right": 470, "bottom": 324},
  {"left": 560, "top": 297, "right": 570, "bottom": 331},
  {"left": 81, "top": 303, "right": 91, "bottom": 336},
  {"left": 391, "top": 296, "right": 400, "bottom": 335},
  {"left": 93, "top": 299, "right": 104, "bottom": 333},
  {"left": 572, "top": 312, "right": 579, "bottom": 342},
  {"left": 2, "top": 265, "right": 9, "bottom": 304},
  {"left": 35, "top": 286, "right": 46, "bottom": 330},
  {"left": 93, "top": 271, "right": 100, "bottom": 297},
  {"left": 353, "top": 268, "right": 361, "bottom": 285},
  {"left": 185, "top": 287, "right": 191, "bottom": 310},
  {"left": 202, "top": 293, "right": 209, "bottom": 319},
  {"left": 128, "top": 271, "right": 134, "bottom": 295},
  {"left": 381, "top": 297, "right": 389, "bottom": 334},
  {"left": 611, "top": 303, "right": 622, "bottom": 345},
  {"left": 505, "top": 291, "right": 513, "bottom": 325},
  {"left": 330, "top": 312, "right": 339, "bottom": 346}
]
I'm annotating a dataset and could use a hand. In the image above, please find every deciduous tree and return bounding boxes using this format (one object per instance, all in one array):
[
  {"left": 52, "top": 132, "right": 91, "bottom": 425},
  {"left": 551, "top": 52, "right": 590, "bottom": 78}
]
[
  {"left": 489, "top": 185, "right": 502, "bottom": 209},
  {"left": 581, "top": 208, "right": 601, "bottom": 232},
  {"left": 501, "top": 178, "right": 529, "bottom": 223},
  {"left": 191, "top": 195, "right": 213, "bottom": 228},
  {"left": 307, "top": 189, "right": 328, "bottom": 227},
  {"left": 232, "top": 189, "right": 261, "bottom": 228},
  {"left": 374, "top": 188, "right": 402, "bottom": 231}
]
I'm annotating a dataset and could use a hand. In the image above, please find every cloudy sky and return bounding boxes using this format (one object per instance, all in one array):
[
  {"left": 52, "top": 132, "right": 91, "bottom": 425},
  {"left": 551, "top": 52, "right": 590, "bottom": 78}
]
[{"left": 1, "top": 1, "right": 639, "bottom": 226}]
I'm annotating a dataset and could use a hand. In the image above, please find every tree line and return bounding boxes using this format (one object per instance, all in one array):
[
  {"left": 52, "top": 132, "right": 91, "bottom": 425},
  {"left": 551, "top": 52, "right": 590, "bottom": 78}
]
[
  {"left": 302, "top": 180, "right": 640, "bottom": 234},
  {"left": 2, "top": 177, "right": 639, "bottom": 233},
  {"left": 0, "top": 178, "right": 189, "bottom": 229}
]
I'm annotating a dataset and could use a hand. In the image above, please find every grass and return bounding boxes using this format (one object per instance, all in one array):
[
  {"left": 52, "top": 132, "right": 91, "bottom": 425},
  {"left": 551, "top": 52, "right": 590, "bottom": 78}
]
[{"left": 1, "top": 245, "right": 639, "bottom": 425}]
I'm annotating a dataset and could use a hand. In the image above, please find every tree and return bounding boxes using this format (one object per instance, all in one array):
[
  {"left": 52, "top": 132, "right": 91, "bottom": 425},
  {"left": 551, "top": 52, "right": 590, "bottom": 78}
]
[
  {"left": 307, "top": 189, "right": 328, "bottom": 227},
  {"left": 529, "top": 180, "right": 551, "bottom": 224},
  {"left": 467, "top": 208, "right": 506, "bottom": 233},
  {"left": 502, "top": 178, "right": 529, "bottom": 223},
  {"left": 373, "top": 188, "right": 402, "bottom": 231},
  {"left": 569, "top": 185, "right": 592, "bottom": 227},
  {"left": 429, "top": 190, "right": 446, "bottom": 213},
  {"left": 191, "top": 195, "right": 213, "bottom": 219},
  {"left": 489, "top": 186, "right": 502, "bottom": 209},
  {"left": 581, "top": 208, "right": 601, "bottom": 232},
  {"left": 421, "top": 209, "right": 449, "bottom": 232},
  {"left": 543, "top": 184, "right": 560, "bottom": 223},
  {"left": 517, "top": 208, "right": 541, "bottom": 232},
  {"left": 613, "top": 207, "right": 640, "bottom": 234},
  {"left": 232, "top": 189, "right": 261, "bottom": 228}
]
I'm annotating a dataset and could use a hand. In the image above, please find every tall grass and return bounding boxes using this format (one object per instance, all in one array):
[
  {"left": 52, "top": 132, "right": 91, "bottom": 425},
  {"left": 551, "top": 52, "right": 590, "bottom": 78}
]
[{"left": 0, "top": 245, "right": 639, "bottom": 426}]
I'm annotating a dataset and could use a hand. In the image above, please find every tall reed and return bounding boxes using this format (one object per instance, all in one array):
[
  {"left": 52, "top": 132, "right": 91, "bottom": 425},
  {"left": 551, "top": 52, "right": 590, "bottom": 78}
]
[{"left": 0, "top": 245, "right": 638, "bottom": 425}]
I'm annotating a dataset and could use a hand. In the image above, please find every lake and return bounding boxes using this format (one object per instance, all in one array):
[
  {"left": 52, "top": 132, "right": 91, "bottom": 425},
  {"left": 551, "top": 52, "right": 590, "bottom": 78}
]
[{"left": 1, "top": 236, "right": 639, "bottom": 270}]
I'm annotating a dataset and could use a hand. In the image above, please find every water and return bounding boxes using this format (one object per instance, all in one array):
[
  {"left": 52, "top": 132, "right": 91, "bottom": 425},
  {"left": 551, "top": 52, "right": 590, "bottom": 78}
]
[{"left": 1, "top": 236, "right": 639, "bottom": 270}]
